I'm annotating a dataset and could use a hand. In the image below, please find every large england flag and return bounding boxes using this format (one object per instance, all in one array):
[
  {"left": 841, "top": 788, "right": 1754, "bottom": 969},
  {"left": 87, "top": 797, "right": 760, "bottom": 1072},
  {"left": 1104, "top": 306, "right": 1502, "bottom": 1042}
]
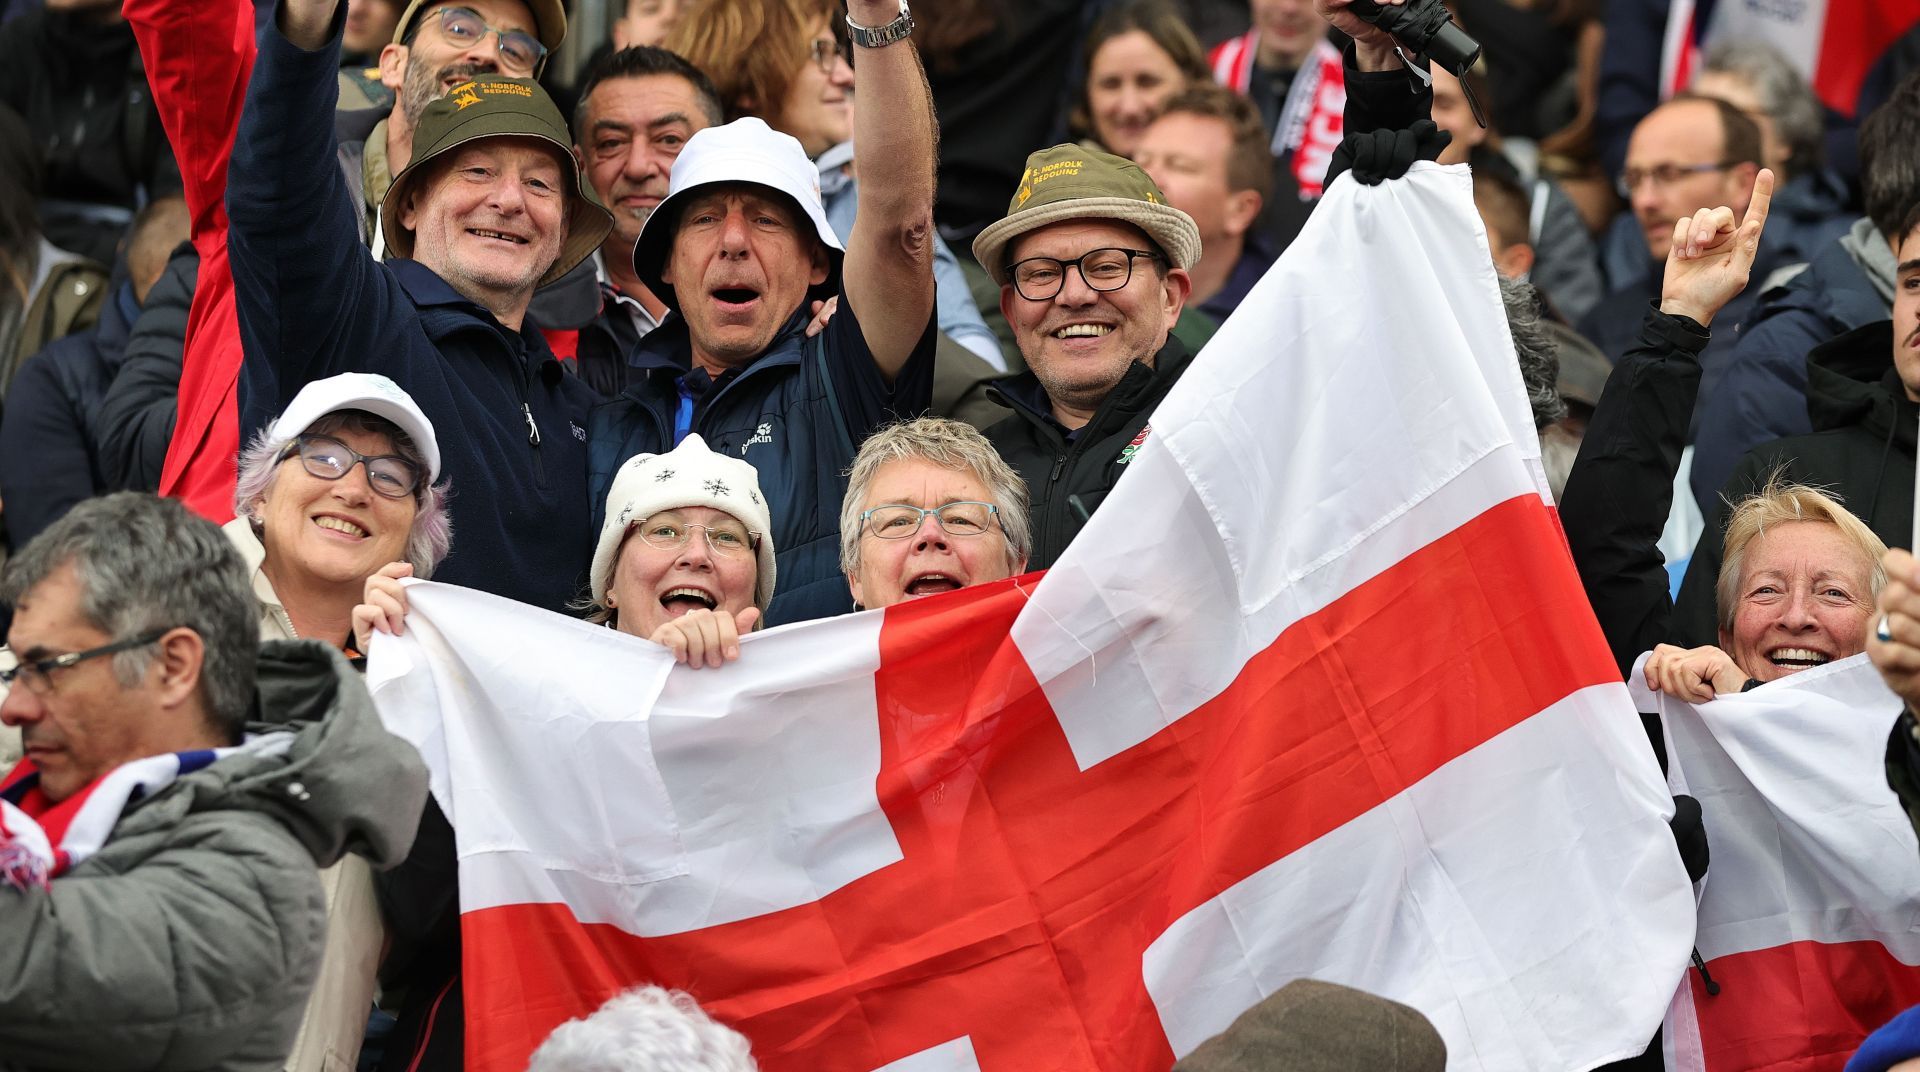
[
  {"left": 1639, "top": 656, "right": 1920, "bottom": 1071},
  {"left": 366, "top": 164, "right": 1697, "bottom": 1071}
]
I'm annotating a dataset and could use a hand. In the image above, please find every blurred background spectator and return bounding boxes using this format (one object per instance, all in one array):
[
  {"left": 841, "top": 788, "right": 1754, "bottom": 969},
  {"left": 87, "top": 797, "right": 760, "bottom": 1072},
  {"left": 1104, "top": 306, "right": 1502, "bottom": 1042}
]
[{"left": 0, "top": 0, "right": 179, "bottom": 266}]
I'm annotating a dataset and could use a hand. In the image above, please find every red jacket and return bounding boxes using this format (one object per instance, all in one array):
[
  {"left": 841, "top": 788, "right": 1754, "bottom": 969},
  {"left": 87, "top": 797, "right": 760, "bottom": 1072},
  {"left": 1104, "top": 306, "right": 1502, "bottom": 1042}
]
[{"left": 125, "top": 0, "right": 253, "bottom": 522}]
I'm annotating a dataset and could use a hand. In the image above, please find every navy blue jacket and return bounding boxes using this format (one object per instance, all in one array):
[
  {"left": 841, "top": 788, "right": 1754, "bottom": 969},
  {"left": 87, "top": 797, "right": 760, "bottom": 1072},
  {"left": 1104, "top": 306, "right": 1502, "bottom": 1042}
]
[
  {"left": 1689, "top": 223, "right": 1894, "bottom": 516},
  {"left": 587, "top": 291, "right": 935, "bottom": 627},
  {"left": 0, "top": 281, "right": 139, "bottom": 547},
  {"left": 228, "top": 15, "right": 595, "bottom": 614}
]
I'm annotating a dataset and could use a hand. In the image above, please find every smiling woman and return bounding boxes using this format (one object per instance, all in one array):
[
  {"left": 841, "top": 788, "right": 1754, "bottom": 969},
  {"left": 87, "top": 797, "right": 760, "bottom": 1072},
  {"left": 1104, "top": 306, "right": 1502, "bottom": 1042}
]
[
  {"left": 229, "top": 374, "right": 451, "bottom": 653},
  {"left": 1642, "top": 479, "right": 1888, "bottom": 700}
]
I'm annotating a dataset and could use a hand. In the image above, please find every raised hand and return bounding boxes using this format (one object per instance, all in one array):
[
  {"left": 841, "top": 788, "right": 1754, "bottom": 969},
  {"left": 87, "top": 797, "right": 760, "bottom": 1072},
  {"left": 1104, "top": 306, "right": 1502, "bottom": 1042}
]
[
  {"left": 1659, "top": 168, "right": 1774, "bottom": 328},
  {"left": 1314, "top": 0, "right": 1410, "bottom": 69},
  {"left": 1869, "top": 549, "right": 1920, "bottom": 712}
]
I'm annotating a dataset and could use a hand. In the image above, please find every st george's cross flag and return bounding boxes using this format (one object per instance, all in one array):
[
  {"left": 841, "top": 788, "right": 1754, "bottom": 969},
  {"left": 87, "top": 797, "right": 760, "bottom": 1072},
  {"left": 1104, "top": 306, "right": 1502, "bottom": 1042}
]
[
  {"left": 365, "top": 163, "right": 1698, "bottom": 1071},
  {"left": 1636, "top": 655, "right": 1920, "bottom": 1071}
]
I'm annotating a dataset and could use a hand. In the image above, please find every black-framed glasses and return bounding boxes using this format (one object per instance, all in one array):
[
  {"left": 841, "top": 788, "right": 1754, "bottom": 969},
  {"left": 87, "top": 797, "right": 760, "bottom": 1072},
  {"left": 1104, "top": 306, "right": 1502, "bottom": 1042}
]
[
  {"left": 1616, "top": 162, "right": 1732, "bottom": 198},
  {"left": 0, "top": 630, "right": 170, "bottom": 696},
  {"left": 861, "top": 502, "right": 1001, "bottom": 539},
  {"left": 420, "top": 6, "right": 548, "bottom": 75},
  {"left": 1008, "top": 248, "right": 1163, "bottom": 301},
  {"left": 279, "top": 434, "right": 424, "bottom": 501},
  {"left": 630, "top": 516, "right": 762, "bottom": 559}
]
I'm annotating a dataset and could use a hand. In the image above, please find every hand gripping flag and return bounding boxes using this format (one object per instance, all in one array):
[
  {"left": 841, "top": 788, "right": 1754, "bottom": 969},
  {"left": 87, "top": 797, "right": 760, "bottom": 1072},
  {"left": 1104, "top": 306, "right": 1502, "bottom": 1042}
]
[
  {"left": 366, "top": 163, "right": 1697, "bottom": 1071},
  {"left": 1635, "top": 655, "right": 1920, "bottom": 1071}
]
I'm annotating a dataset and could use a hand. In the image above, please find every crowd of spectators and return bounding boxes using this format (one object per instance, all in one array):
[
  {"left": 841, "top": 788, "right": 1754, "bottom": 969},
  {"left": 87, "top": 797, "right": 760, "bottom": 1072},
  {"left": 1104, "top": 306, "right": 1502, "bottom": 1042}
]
[{"left": 7, "top": 0, "right": 1920, "bottom": 1068}]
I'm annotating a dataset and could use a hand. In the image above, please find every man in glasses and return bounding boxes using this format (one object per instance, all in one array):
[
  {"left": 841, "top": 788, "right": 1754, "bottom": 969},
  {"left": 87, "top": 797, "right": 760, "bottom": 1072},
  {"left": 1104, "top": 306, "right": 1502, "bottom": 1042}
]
[
  {"left": 1579, "top": 97, "right": 1765, "bottom": 361},
  {"left": 1575, "top": 95, "right": 1769, "bottom": 518},
  {"left": 226, "top": 0, "right": 612, "bottom": 617},
  {"left": 344, "top": 0, "right": 565, "bottom": 253},
  {"left": 529, "top": 46, "right": 726, "bottom": 396},
  {"left": 0, "top": 492, "right": 427, "bottom": 1069},
  {"left": 968, "top": 145, "right": 1201, "bottom": 570}
]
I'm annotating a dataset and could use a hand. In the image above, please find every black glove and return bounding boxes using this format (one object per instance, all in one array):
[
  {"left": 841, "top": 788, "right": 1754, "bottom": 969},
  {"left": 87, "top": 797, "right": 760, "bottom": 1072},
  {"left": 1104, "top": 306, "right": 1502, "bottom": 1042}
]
[
  {"left": 1324, "top": 119, "right": 1453, "bottom": 187},
  {"left": 1670, "top": 793, "right": 1710, "bottom": 882}
]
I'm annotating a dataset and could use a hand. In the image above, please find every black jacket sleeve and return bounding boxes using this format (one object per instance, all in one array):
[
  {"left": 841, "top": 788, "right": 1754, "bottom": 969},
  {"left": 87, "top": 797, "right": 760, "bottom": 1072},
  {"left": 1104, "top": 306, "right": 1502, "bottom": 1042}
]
[
  {"left": 1559, "top": 307, "right": 1710, "bottom": 680},
  {"left": 96, "top": 242, "right": 197, "bottom": 492}
]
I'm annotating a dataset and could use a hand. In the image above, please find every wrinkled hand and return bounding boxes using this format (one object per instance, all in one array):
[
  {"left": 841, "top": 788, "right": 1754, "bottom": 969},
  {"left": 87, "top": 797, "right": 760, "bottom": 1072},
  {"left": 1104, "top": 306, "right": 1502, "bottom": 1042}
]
[
  {"left": 1644, "top": 642, "right": 1747, "bottom": 703},
  {"left": 1659, "top": 168, "right": 1773, "bottom": 327},
  {"left": 649, "top": 606, "right": 761, "bottom": 669},
  {"left": 805, "top": 296, "right": 839, "bottom": 339},
  {"left": 1868, "top": 549, "right": 1920, "bottom": 711},
  {"left": 1313, "top": 0, "right": 1409, "bottom": 66},
  {"left": 1326, "top": 120, "right": 1451, "bottom": 188},
  {"left": 351, "top": 562, "right": 413, "bottom": 654}
]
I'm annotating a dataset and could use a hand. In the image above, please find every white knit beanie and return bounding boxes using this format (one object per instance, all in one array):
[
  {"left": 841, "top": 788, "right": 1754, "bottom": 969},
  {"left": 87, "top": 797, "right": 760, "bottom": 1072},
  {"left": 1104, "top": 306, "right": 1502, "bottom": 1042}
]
[{"left": 589, "top": 434, "right": 776, "bottom": 611}]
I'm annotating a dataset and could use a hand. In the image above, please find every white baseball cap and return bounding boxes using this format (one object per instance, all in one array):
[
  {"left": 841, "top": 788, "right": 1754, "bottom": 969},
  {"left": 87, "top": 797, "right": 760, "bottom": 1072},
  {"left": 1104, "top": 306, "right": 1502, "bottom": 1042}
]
[
  {"left": 630, "top": 117, "right": 845, "bottom": 309},
  {"left": 267, "top": 373, "right": 442, "bottom": 482},
  {"left": 590, "top": 434, "right": 777, "bottom": 612}
]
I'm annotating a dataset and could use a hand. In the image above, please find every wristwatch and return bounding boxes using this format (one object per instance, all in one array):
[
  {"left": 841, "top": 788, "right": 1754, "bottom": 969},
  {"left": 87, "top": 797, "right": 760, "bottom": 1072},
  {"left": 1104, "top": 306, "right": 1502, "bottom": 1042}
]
[{"left": 846, "top": 0, "right": 913, "bottom": 48}]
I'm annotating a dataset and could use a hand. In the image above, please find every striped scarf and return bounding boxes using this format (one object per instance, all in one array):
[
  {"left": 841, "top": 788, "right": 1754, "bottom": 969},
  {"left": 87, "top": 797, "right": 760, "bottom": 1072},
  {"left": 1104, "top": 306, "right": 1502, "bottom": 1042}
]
[{"left": 0, "top": 735, "right": 295, "bottom": 890}]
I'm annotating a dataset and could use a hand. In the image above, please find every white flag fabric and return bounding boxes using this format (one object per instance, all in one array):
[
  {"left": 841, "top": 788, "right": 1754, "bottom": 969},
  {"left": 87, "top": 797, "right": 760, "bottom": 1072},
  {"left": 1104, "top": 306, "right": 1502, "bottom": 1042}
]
[
  {"left": 1633, "top": 655, "right": 1920, "bottom": 1071},
  {"left": 367, "top": 163, "right": 1696, "bottom": 1071}
]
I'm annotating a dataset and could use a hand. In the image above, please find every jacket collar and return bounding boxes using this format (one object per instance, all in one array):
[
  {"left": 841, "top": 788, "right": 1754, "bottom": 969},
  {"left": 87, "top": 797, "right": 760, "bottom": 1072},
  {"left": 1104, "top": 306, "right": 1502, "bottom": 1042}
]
[
  {"left": 1807, "top": 319, "right": 1916, "bottom": 450},
  {"left": 624, "top": 303, "right": 811, "bottom": 379},
  {"left": 389, "top": 260, "right": 568, "bottom": 382}
]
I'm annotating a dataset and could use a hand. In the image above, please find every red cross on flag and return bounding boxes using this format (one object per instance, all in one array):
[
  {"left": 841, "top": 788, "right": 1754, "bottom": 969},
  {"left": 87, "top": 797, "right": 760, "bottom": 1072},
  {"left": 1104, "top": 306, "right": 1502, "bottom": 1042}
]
[
  {"left": 1638, "top": 656, "right": 1920, "bottom": 1070},
  {"left": 367, "top": 164, "right": 1698, "bottom": 1071}
]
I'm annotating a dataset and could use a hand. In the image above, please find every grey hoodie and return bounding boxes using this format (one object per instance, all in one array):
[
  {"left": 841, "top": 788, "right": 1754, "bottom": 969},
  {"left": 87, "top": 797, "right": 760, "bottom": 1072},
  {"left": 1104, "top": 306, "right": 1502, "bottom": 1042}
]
[{"left": 0, "top": 640, "right": 428, "bottom": 1072}]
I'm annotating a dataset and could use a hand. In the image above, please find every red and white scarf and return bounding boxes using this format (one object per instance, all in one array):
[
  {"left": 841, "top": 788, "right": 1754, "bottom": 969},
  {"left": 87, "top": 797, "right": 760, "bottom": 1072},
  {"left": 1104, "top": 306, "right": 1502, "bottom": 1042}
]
[
  {"left": 0, "top": 735, "right": 294, "bottom": 891},
  {"left": 1209, "top": 33, "right": 1347, "bottom": 199}
]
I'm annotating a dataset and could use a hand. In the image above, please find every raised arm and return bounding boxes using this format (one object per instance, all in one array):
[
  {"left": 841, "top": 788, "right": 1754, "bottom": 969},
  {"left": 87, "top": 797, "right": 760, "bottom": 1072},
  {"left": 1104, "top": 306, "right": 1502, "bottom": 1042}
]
[
  {"left": 278, "top": 0, "right": 343, "bottom": 50},
  {"left": 1560, "top": 170, "right": 1774, "bottom": 677},
  {"left": 226, "top": 0, "right": 406, "bottom": 419},
  {"left": 841, "top": 0, "right": 937, "bottom": 382}
]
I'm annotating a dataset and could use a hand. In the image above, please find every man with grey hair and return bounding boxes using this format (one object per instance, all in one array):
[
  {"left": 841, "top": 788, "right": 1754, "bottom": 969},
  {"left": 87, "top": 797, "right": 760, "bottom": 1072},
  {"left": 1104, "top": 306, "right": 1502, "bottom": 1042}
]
[{"left": 0, "top": 492, "right": 427, "bottom": 1069}]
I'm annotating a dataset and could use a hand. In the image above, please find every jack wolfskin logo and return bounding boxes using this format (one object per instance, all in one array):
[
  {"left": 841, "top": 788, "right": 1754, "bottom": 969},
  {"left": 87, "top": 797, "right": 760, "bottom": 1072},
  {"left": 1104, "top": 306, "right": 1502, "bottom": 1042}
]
[{"left": 742, "top": 422, "right": 775, "bottom": 453}]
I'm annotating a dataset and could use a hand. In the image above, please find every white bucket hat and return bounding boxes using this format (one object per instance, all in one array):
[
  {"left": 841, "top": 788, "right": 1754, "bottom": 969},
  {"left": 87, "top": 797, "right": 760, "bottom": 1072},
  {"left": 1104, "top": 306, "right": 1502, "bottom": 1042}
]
[
  {"left": 268, "top": 372, "right": 442, "bottom": 482},
  {"left": 590, "top": 434, "right": 777, "bottom": 612},
  {"left": 629, "top": 117, "right": 845, "bottom": 309}
]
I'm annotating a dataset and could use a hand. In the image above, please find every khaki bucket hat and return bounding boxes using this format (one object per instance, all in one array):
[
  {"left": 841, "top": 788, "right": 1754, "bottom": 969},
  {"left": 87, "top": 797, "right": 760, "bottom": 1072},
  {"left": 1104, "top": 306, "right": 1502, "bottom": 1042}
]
[
  {"left": 971, "top": 144, "right": 1201, "bottom": 287},
  {"left": 380, "top": 76, "right": 612, "bottom": 287},
  {"left": 392, "top": 0, "right": 568, "bottom": 54}
]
